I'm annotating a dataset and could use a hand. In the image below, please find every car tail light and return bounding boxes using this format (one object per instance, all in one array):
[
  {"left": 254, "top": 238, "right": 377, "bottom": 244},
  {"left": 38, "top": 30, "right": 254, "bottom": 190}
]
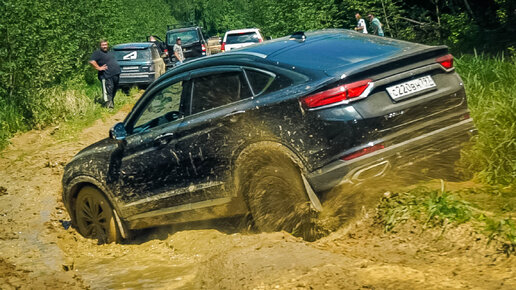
[
  {"left": 202, "top": 44, "right": 206, "bottom": 52},
  {"left": 300, "top": 79, "right": 372, "bottom": 109},
  {"left": 259, "top": 38, "right": 263, "bottom": 43},
  {"left": 164, "top": 49, "right": 168, "bottom": 56},
  {"left": 341, "top": 143, "right": 385, "bottom": 161},
  {"left": 436, "top": 54, "right": 453, "bottom": 69},
  {"left": 221, "top": 42, "right": 225, "bottom": 52}
]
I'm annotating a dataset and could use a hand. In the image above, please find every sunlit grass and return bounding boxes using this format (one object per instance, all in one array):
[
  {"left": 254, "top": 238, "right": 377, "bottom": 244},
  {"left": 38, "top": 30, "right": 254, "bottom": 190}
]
[
  {"left": 456, "top": 54, "right": 516, "bottom": 186},
  {"left": 377, "top": 183, "right": 516, "bottom": 255},
  {"left": 0, "top": 78, "right": 139, "bottom": 149}
]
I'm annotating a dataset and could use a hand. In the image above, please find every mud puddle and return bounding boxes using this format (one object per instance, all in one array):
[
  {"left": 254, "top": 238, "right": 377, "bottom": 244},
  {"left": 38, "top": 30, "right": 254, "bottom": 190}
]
[{"left": 1, "top": 103, "right": 515, "bottom": 289}]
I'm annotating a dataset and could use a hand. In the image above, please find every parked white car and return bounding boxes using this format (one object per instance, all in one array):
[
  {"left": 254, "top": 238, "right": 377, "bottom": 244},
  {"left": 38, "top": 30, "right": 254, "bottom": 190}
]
[{"left": 221, "top": 28, "right": 264, "bottom": 52}]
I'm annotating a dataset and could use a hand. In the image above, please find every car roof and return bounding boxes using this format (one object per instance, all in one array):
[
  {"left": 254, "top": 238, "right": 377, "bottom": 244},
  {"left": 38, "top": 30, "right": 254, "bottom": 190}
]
[
  {"left": 237, "top": 29, "right": 443, "bottom": 73},
  {"left": 163, "top": 29, "right": 444, "bottom": 81},
  {"left": 224, "top": 28, "right": 261, "bottom": 35},
  {"left": 167, "top": 27, "right": 200, "bottom": 33},
  {"left": 113, "top": 42, "right": 154, "bottom": 50}
]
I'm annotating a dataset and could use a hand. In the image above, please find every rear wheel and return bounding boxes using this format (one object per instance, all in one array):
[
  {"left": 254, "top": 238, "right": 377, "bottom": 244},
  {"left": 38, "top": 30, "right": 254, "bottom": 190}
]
[
  {"left": 245, "top": 153, "right": 321, "bottom": 241},
  {"left": 75, "top": 186, "right": 121, "bottom": 244}
]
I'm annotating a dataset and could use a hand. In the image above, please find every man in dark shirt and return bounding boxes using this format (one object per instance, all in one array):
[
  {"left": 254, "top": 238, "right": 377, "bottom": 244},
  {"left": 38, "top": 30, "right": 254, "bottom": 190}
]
[{"left": 89, "top": 40, "right": 121, "bottom": 109}]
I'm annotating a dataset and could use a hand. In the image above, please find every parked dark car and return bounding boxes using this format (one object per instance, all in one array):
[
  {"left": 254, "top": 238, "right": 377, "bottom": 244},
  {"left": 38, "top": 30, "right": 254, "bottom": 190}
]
[
  {"left": 165, "top": 26, "right": 209, "bottom": 64},
  {"left": 113, "top": 43, "right": 166, "bottom": 91},
  {"left": 62, "top": 29, "right": 474, "bottom": 243}
]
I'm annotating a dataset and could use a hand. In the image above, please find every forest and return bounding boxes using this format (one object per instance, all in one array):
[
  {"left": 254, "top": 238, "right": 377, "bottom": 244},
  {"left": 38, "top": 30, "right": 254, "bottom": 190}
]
[{"left": 0, "top": 0, "right": 515, "bottom": 185}]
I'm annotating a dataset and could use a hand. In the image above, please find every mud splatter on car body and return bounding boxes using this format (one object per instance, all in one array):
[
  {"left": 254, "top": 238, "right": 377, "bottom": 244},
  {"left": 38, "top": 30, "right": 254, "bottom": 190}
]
[{"left": 62, "top": 29, "right": 474, "bottom": 242}]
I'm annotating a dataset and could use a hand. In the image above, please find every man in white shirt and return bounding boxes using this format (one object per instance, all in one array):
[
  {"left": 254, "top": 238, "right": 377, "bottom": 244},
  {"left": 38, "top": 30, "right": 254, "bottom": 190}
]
[
  {"left": 354, "top": 13, "right": 368, "bottom": 34},
  {"left": 173, "top": 37, "right": 185, "bottom": 66}
]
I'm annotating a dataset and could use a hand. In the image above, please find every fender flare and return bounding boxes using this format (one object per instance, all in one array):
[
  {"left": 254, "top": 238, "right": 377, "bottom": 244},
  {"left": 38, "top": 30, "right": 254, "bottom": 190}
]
[
  {"left": 64, "top": 176, "right": 130, "bottom": 239},
  {"left": 233, "top": 141, "right": 322, "bottom": 211}
]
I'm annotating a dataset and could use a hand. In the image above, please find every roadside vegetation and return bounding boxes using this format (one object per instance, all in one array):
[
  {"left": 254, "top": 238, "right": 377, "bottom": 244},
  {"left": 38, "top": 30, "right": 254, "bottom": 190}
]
[
  {"left": 374, "top": 54, "right": 516, "bottom": 255},
  {"left": 0, "top": 0, "right": 176, "bottom": 148},
  {"left": 456, "top": 53, "right": 516, "bottom": 186},
  {"left": 377, "top": 182, "right": 516, "bottom": 256}
]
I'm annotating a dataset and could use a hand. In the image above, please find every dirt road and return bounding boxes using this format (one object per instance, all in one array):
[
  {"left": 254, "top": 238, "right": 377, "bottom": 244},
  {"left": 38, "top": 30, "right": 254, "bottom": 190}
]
[{"left": 0, "top": 105, "right": 514, "bottom": 289}]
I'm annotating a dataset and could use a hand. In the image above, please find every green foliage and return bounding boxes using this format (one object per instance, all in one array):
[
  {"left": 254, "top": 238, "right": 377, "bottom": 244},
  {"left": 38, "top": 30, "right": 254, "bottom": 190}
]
[
  {"left": 378, "top": 185, "right": 473, "bottom": 232},
  {"left": 165, "top": 0, "right": 515, "bottom": 53},
  {"left": 455, "top": 55, "right": 516, "bottom": 186},
  {"left": 378, "top": 184, "right": 516, "bottom": 255},
  {"left": 50, "top": 85, "right": 136, "bottom": 141},
  {"left": 483, "top": 217, "right": 516, "bottom": 256},
  {"left": 0, "top": 0, "right": 175, "bottom": 148},
  {"left": 166, "top": 0, "right": 342, "bottom": 37}
]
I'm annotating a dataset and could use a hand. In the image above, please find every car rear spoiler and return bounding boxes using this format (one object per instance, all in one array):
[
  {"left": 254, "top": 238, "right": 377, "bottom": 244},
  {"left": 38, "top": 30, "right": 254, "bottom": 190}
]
[{"left": 327, "top": 45, "right": 450, "bottom": 81}]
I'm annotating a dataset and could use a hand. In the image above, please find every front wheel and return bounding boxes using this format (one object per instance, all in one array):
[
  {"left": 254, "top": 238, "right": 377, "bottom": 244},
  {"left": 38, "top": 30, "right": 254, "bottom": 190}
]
[
  {"left": 245, "top": 154, "right": 322, "bottom": 241},
  {"left": 75, "top": 186, "right": 121, "bottom": 244}
]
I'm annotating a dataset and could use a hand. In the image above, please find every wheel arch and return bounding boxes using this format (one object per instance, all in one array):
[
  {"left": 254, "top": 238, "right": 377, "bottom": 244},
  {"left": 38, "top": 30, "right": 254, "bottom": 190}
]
[
  {"left": 232, "top": 141, "right": 309, "bottom": 199},
  {"left": 64, "top": 176, "right": 129, "bottom": 239}
]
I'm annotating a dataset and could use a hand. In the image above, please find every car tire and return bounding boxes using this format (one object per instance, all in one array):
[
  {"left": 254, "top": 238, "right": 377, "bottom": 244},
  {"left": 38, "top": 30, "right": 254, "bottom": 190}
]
[
  {"left": 75, "top": 186, "right": 121, "bottom": 244},
  {"left": 245, "top": 151, "right": 320, "bottom": 241}
]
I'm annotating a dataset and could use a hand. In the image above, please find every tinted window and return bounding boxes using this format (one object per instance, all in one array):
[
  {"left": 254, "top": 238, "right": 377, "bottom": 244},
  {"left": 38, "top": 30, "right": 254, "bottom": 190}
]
[
  {"left": 190, "top": 72, "right": 252, "bottom": 114},
  {"left": 132, "top": 81, "right": 188, "bottom": 133},
  {"left": 114, "top": 49, "right": 151, "bottom": 61},
  {"left": 167, "top": 30, "right": 199, "bottom": 46},
  {"left": 244, "top": 69, "right": 292, "bottom": 95},
  {"left": 264, "top": 74, "right": 292, "bottom": 94},
  {"left": 244, "top": 69, "right": 274, "bottom": 95},
  {"left": 226, "top": 32, "right": 261, "bottom": 44}
]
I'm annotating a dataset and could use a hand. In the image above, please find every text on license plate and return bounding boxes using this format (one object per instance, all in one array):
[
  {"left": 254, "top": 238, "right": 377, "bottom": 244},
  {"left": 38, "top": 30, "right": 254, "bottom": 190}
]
[{"left": 386, "top": 75, "right": 436, "bottom": 100}]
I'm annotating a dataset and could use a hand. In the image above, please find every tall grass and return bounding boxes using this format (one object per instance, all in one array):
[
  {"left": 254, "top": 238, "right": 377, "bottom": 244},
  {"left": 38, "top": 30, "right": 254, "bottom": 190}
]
[
  {"left": 455, "top": 54, "right": 516, "bottom": 186},
  {"left": 377, "top": 184, "right": 516, "bottom": 256},
  {"left": 0, "top": 77, "right": 135, "bottom": 149}
]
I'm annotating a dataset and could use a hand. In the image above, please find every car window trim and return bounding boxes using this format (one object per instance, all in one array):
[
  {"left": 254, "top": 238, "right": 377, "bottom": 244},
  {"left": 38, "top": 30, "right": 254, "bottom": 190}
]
[
  {"left": 242, "top": 67, "right": 276, "bottom": 96},
  {"left": 186, "top": 66, "right": 253, "bottom": 116},
  {"left": 125, "top": 73, "right": 191, "bottom": 134}
]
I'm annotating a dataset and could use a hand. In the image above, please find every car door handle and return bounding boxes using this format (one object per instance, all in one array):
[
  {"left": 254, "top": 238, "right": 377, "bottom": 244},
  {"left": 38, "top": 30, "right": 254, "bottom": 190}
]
[{"left": 153, "top": 133, "right": 175, "bottom": 148}]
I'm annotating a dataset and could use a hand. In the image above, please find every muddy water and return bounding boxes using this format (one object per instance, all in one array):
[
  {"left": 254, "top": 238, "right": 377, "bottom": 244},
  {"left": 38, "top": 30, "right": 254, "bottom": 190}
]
[{"left": 1, "top": 105, "right": 515, "bottom": 289}]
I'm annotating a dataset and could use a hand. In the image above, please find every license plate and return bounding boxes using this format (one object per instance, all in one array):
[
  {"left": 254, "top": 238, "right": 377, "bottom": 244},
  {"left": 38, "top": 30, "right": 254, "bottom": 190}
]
[{"left": 386, "top": 75, "right": 436, "bottom": 100}]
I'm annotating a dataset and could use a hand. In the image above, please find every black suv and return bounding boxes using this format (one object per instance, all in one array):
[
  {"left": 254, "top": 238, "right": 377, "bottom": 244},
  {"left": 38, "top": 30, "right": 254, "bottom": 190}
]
[
  {"left": 62, "top": 30, "right": 474, "bottom": 243},
  {"left": 165, "top": 25, "right": 208, "bottom": 64}
]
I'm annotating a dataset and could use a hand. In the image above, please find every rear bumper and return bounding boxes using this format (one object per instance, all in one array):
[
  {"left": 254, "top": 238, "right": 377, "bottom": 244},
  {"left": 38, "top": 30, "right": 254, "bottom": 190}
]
[
  {"left": 119, "top": 72, "right": 156, "bottom": 86},
  {"left": 307, "top": 118, "right": 476, "bottom": 192}
]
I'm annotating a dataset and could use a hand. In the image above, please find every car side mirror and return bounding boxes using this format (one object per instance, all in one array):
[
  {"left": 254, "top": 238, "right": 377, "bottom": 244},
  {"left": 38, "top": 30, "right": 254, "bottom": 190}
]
[{"left": 109, "top": 122, "right": 127, "bottom": 140}]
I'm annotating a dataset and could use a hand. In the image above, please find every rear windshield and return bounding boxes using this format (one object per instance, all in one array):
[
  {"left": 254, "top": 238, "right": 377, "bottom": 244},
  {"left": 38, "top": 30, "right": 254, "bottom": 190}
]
[
  {"left": 167, "top": 30, "right": 199, "bottom": 46},
  {"left": 114, "top": 49, "right": 150, "bottom": 61},
  {"left": 226, "top": 32, "right": 260, "bottom": 44}
]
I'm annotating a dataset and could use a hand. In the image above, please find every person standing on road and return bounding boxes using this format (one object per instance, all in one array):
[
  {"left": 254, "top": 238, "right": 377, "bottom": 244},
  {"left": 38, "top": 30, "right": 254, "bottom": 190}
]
[
  {"left": 173, "top": 37, "right": 185, "bottom": 66},
  {"left": 354, "top": 13, "right": 368, "bottom": 34},
  {"left": 368, "top": 13, "right": 384, "bottom": 36},
  {"left": 89, "top": 40, "right": 121, "bottom": 109}
]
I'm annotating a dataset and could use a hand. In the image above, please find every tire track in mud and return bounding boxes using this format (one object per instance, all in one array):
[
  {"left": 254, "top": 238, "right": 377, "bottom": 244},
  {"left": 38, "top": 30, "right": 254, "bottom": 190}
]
[{"left": 1, "top": 104, "right": 514, "bottom": 289}]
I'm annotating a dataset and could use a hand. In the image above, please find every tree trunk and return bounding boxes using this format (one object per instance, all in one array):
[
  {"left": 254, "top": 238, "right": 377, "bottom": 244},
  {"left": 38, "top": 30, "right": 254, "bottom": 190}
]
[
  {"left": 462, "top": 0, "right": 475, "bottom": 21},
  {"left": 380, "top": 0, "right": 393, "bottom": 37},
  {"left": 432, "top": 0, "right": 442, "bottom": 41}
]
